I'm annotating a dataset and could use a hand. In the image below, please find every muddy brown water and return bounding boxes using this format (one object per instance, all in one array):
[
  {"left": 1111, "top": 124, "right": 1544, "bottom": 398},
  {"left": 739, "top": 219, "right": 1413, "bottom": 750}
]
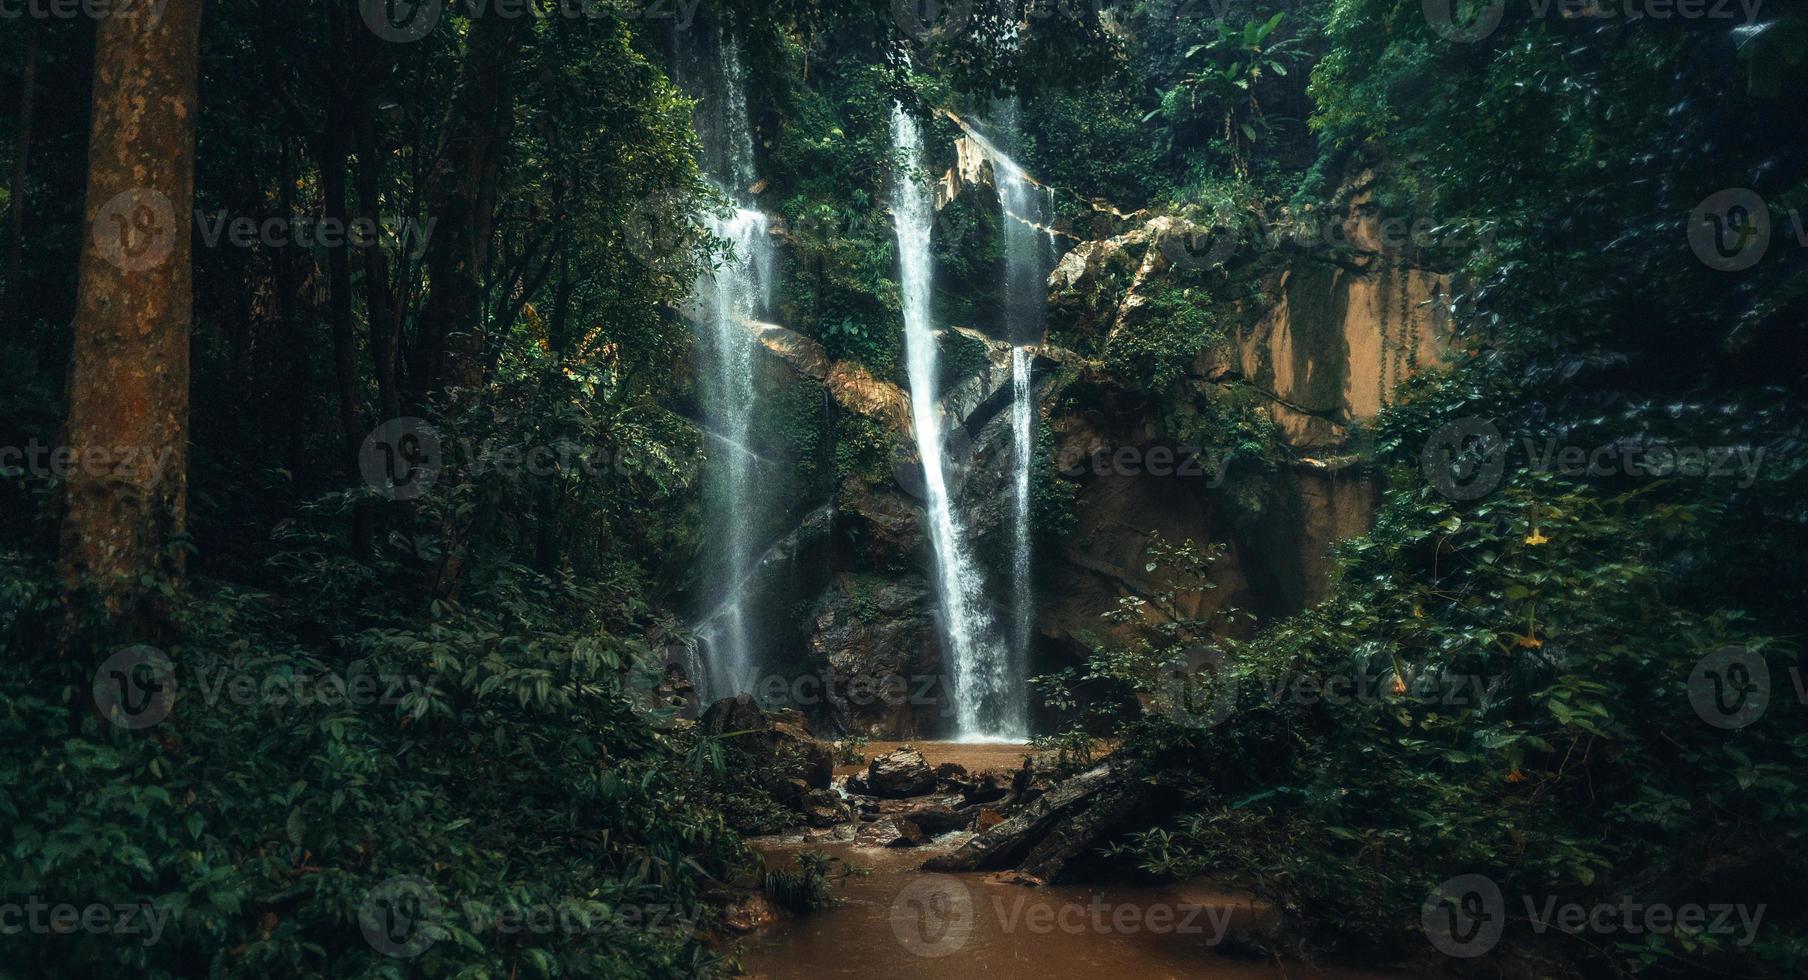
[{"left": 736, "top": 743, "right": 1417, "bottom": 980}]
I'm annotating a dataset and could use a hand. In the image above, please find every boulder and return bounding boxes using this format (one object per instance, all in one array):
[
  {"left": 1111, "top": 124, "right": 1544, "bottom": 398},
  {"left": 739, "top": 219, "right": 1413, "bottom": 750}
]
[
  {"left": 722, "top": 892, "right": 781, "bottom": 932},
  {"left": 807, "top": 578, "right": 941, "bottom": 736},
  {"left": 802, "top": 788, "right": 851, "bottom": 829},
  {"left": 700, "top": 694, "right": 835, "bottom": 792},
  {"left": 900, "top": 804, "right": 969, "bottom": 834},
  {"left": 865, "top": 745, "right": 937, "bottom": 798},
  {"left": 956, "top": 771, "right": 1010, "bottom": 806},
  {"left": 854, "top": 815, "right": 931, "bottom": 848}
]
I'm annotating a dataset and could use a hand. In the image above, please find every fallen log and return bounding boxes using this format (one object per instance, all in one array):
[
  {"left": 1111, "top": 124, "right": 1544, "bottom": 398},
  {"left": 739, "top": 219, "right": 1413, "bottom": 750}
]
[{"left": 922, "top": 762, "right": 1147, "bottom": 881}]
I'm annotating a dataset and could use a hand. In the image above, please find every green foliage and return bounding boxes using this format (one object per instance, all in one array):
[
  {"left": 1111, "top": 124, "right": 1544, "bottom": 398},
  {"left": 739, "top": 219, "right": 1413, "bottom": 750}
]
[
  {"left": 1029, "top": 418, "right": 1079, "bottom": 550},
  {"left": 832, "top": 414, "right": 899, "bottom": 490},
  {"left": 1022, "top": 82, "right": 1173, "bottom": 208},
  {"left": 759, "top": 851, "right": 864, "bottom": 913},
  {"left": 1103, "top": 287, "right": 1225, "bottom": 392},
  {"left": 834, "top": 736, "right": 869, "bottom": 766},
  {"left": 1148, "top": 13, "right": 1307, "bottom": 175},
  {"left": 0, "top": 554, "right": 751, "bottom": 977}
]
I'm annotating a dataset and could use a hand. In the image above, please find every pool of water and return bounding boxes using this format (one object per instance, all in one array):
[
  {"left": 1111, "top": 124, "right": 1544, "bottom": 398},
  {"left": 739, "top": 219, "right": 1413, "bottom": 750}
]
[{"left": 735, "top": 838, "right": 1415, "bottom": 980}]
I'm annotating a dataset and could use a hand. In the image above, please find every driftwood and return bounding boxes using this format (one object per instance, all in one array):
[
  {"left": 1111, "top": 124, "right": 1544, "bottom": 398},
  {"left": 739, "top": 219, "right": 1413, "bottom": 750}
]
[{"left": 922, "top": 762, "right": 1148, "bottom": 881}]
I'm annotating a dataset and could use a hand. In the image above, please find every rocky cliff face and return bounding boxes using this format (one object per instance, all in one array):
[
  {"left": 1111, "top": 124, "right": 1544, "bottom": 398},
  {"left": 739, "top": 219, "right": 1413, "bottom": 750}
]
[{"left": 690, "top": 140, "right": 1455, "bottom": 737}]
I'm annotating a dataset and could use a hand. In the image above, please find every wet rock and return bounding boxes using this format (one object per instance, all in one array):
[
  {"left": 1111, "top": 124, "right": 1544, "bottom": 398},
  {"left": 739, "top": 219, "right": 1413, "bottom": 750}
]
[
  {"left": 854, "top": 815, "right": 930, "bottom": 848},
  {"left": 865, "top": 745, "right": 937, "bottom": 798},
  {"left": 924, "top": 762, "right": 1152, "bottom": 882},
  {"left": 700, "top": 694, "right": 835, "bottom": 798},
  {"left": 974, "top": 807, "right": 1005, "bottom": 832},
  {"left": 802, "top": 788, "right": 851, "bottom": 828},
  {"left": 955, "top": 771, "right": 1010, "bottom": 806},
  {"left": 807, "top": 580, "right": 941, "bottom": 736},
  {"left": 805, "top": 823, "right": 858, "bottom": 844},
  {"left": 722, "top": 892, "right": 781, "bottom": 932},
  {"left": 772, "top": 778, "right": 810, "bottom": 810},
  {"left": 901, "top": 803, "right": 968, "bottom": 834}
]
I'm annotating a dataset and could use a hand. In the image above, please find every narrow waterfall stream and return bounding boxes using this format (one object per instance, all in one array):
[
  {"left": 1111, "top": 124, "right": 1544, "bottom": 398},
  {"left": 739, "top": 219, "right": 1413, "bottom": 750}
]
[
  {"left": 987, "top": 102, "right": 1058, "bottom": 734},
  {"left": 890, "top": 104, "right": 1020, "bottom": 741},
  {"left": 679, "top": 30, "right": 777, "bottom": 700}
]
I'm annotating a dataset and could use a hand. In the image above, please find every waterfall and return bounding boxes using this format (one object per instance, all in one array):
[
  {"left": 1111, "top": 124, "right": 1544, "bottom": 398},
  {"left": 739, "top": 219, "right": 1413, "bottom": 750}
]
[
  {"left": 1010, "top": 346, "right": 1034, "bottom": 687},
  {"left": 987, "top": 102, "right": 1057, "bottom": 736},
  {"left": 890, "top": 104, "right": 1021, "bottom": 740},
  {"left": 680, "top": 30, "right": 776, "bottom": 701}
]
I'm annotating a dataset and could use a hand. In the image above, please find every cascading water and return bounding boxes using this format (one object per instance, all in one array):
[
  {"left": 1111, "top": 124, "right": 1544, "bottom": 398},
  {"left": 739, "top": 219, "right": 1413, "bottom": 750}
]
[
  {"left": 1009, "top": 346, "right": 1034, "bottom": 696},
  {"left": 890, "top": 104, "right": 1022, "bottom": 740},
  {"left": 987, "top": 102, "right": 1057, "bottom": 711},
  {"left": 679, "top": 29, "right": 776, "bottom": 701}
]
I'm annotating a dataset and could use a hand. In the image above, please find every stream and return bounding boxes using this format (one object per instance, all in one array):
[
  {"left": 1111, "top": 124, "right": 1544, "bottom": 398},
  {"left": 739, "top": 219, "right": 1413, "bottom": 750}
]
[{"left": 735, "top": 744, "right": 1417, "bottom": 980}]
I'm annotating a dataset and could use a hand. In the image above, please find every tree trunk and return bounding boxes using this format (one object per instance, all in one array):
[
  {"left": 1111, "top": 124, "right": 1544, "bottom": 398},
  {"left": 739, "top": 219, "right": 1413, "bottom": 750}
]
[
  {"left": 58, "top": 0, "right": 206, "bottom": 645},
  {"left": 413, "top": 6, "right": 523, "bottom": 410},
  {"left": 351, "top": 29, "right": 403, "bottom": 423},
  {"left": 353, "top": 95, "right": 402, "bottom": 423},
  {"left": 921, "top": 763, "right": 1152, "bottom": 882},
  {"left": 321, "top": 93, "right": 375, "bottom": 557},
  {"left": 413, "top": 7, "right": 526, "bottom": 601},
  {"left": 2, "top": 20, "right": 41, "bottom": 334}
]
